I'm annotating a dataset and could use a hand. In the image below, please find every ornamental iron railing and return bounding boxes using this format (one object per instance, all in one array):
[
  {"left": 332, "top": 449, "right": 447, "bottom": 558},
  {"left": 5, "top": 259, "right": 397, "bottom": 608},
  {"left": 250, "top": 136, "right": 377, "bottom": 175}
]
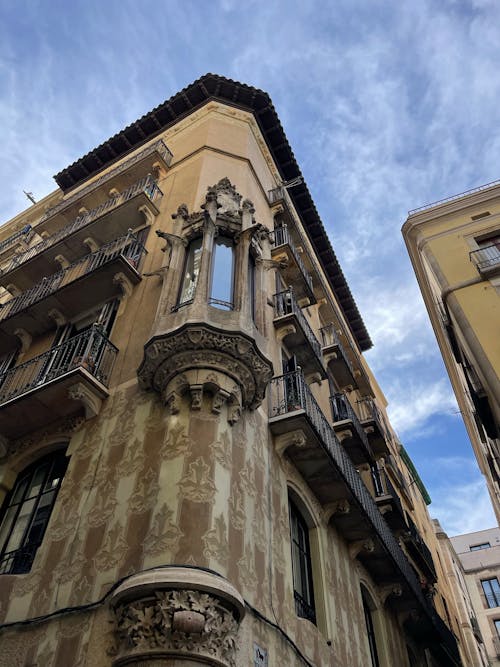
[
  {"left": 470, "top": 244, "right": 500, "bottom": 273},
  {"left": 405, "top": 515, "right": 437, "bottom": 578},
  {"left": 273, "top": 289, "right": 322, "bottom": 362},
  {"left": 3, "top": 174, "right": 160, "bottom": 275},
  {"left": 330, "top": 393, "right": 371, "bottom": 452},
  {"left": 0, "top": 225, "right": 34, "bottom": 255},
  {"left": 39, "top": 139, "right": 171, "bottom": 223},
  {"left": 0, "top": 233, "right": 146, "bottom": 323},
  {"left": 0, "top": 325, "right": 117, "bottom": 405},
  {"left": 372, "top": 468, "right": 406, "bottom": 520},
  {"left": 269, "top": 224, "right": 314, "bottom": 294},
  {"left": 269, "top": 370, "right": 459, "bottom": 663}
]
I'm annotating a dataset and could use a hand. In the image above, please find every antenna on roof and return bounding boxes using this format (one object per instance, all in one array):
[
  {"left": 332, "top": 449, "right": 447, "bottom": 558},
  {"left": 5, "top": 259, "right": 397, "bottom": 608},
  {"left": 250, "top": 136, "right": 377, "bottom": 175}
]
[
  {"left": 281, "top": 177, "right": 303, "bottom": 190},
  {"left": 23, "top": 191, "right": 37, "bottom": 205}
]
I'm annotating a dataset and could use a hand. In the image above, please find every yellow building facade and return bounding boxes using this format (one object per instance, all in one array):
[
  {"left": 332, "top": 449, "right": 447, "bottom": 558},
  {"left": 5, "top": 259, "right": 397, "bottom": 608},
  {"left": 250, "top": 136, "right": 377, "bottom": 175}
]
[
  {"left": 403, "top": 185, "right": 500, "bottom": 523},
  {"left": 0, "top": 75, "right": 464, "bottom": 666}
]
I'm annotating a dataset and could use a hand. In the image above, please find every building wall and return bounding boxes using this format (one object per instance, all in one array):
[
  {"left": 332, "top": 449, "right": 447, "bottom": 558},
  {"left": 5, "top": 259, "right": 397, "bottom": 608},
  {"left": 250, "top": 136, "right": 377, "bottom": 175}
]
[{"left": 0, "top": 88, "right": 464, "bottom": 667}]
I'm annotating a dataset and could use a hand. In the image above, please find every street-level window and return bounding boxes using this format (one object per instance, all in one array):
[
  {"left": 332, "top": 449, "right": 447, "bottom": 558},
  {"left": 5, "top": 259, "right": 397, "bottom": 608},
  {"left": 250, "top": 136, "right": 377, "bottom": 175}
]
[
  {"left": 481, "top": 578, "right": 500, "bottom": 608},
  {"left": 289, "top": 498, "right": 316, "bottom": 624},
  {"left": 470, "top": 542, "right": 491, "bottom": 551},
  {"left": 209, "top": 236, "right": 234, "bottom": 310},
  {"left": 0, "top": 451, "right": 68, "bottom": 574}
]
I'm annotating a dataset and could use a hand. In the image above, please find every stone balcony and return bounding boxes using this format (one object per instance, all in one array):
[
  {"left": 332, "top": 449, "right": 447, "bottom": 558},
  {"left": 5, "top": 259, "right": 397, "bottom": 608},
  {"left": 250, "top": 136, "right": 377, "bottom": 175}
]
[
  {"left": 357, "top": 396, "right": 392, "bottom": 458},
  {"left": 320, "top": 323, "right": 357, "bottom": 390},
  {"left": 270, "top": 224, "right": 316, "bottom": 304},
  {"left": 330, "top": 392, "right": 374, "bottom": 465}
]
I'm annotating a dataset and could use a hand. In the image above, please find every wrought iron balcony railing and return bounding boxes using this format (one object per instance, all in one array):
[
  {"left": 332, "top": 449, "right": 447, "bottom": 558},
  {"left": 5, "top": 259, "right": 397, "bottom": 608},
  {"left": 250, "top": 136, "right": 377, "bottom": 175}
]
[
  {"left": 404, "top": 515, "right": 437, "bottom": 580},
  {"left": 273, "top": 289, "right": 323, "bottom": 362},
  {"left": 0, "top": 233, "right": 146, "bottom": 324},
  {"left": 0, "top": 225, "right": 34, "bottom": 255},
  {"left": 0, "top": 325, "right": 117, "bottom": 406},
  {"left": 470, "top": 243, "right": 500, "bottom": 275},
  {"left": 39, "top": 139, "right": 171, "bottom": 224},
  {"left": 269, "top": 370, "right": 459, "bottom": 662},
  {"left": 320, "top": 323, "right": 356, "bottom": 375},
  {"left": 269, "top": 225, "right": 314, "bottom": 295},
  {"left": 330, "top": 393, "right": 371, "bottom": 451},
  {"left": 3, "top": 175, "right": 160, "bottom": 276}
]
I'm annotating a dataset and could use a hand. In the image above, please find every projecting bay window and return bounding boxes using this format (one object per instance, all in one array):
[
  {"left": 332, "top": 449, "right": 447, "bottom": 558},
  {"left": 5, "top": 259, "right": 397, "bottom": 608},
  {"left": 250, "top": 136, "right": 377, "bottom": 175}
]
[
  {"left": 289, "top": 498, "right": 316, "bottom": 624},
  {"left": 209, "top": 236, "right": 234, "bottom": 310},
  {"left": 0, "top": 451, "right": 68, "bottom": 574}
]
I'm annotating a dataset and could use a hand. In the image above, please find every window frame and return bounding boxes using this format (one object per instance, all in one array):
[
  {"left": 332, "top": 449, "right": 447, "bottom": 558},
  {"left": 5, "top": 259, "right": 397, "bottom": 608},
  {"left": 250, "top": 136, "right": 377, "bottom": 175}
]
[
  {"left": 0, "top": 451, "right": 68, "bottom": 574},
  {"left": 209, "top": 235, "right": 235, "bottom": 311},
  {"left": 288, "top": 497, "right": 316, "bottom": 624},
  {"left": 481, "top": 578, "right": 500, "bottom": 608},
  {"left": 177, "top": 236, "right": 203, "bottom": 309}
]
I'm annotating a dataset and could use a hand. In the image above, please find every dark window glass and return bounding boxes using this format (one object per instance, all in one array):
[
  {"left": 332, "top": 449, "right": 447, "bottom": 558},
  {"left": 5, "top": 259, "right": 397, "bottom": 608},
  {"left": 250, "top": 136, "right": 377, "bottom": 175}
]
[
  {"left": 248, "top": 253, "right": 256, "bottom": 322},
  {"left": 470, "top": 543, "right": 491, "bottom": 551},
  {"left": 481, "top": 578, "right": 500, "bottom": 608},
  {"left": 178, "top": 237, "right": 203, "bottom": 306},
  {"left": 289, "top": 498, "right": 315, "bottom": 624},
  {"left": 362, "top": 591, "right": 380, "bottom": 667},
  {"left": 494, "top": 619, "right": 500, "bottom": 637},
  {"left": 0, "top": 452, "right": 67, "bottom": 574},
  {"left": 210, "top": 236, "right": 233, "bottom": 310}
]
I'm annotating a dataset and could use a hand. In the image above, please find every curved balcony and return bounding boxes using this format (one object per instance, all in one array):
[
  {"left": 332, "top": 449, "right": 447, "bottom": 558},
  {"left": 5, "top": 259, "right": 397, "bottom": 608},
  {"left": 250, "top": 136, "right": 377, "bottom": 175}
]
[
  {"left": 270, "top": 225, "right": 315, "bottom": 304},
  {"left": 0, "top": 325, "right": 117, "bottom": 438},
  {"left": 1, "top": 175, "right": 160, "bottom": 291},
  {"left": 0, "top": 234, "right": 146, "bottom": 341},
  {"left": 330, "top": 393, "right": 374, "bottom": 465},
  {"left": 272, "top": 289, "right": 325, "bottom": 378}
]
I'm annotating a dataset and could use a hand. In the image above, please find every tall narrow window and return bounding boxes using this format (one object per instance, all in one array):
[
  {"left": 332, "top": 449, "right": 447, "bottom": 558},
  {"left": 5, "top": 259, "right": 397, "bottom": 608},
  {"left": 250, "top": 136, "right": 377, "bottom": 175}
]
[
  {"left": 289, "top": 498, "right": 316, "bottom": 624},
  {"left": 0, "top": 451, "right": 68, "bottom": 574},
  {"left": 362, "top": 588, "right": 380, "bottom": 667},
  {"left": 210, "top": 236, "right": 234, "bottom": 310},
  {"left": 248, "top": 252, "right": 256, "bottom": 322},
  {"left": 178, "top": 237, "right": 203, "bottom": 306}
]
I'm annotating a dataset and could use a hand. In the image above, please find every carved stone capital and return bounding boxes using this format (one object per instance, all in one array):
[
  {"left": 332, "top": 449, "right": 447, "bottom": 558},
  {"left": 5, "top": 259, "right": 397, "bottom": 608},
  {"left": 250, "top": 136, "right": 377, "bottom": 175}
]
[
  {"left": 110, "top": 567, "right": 244, "bottom": 667},
  {"left": 138, "top": 324, "right": 273, "bottom": 410},
  {"left": 378, "top": 583, "right": 403, "bottom": 605},
  {"left": 68, "top": 382, "right": 102, "bottom": 420},
  {"left": 349, "top": 538, "right": 375, "bottom": 561},
  {"left": 275, "top": 429, "right": 307, "bottom": 457}
]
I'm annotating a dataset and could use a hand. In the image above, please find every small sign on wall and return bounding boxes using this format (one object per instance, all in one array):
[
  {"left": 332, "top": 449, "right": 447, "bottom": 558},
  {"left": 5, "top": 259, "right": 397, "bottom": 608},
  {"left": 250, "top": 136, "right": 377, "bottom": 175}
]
[{"left": 253, "top": 642, "right": 268, "bottom": 667}]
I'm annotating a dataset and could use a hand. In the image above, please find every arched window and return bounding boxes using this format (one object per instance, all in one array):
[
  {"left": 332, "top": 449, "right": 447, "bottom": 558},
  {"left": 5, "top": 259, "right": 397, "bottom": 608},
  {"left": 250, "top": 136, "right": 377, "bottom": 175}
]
[
  {"left": 209, "top": 236, "right": 234, "bottom": 310},
  {"left": 0, "top": 451, "right": 68, "bottom": 574},
  {"left": 362, "top": 586, "right": 381, "bottom": 667},
  {"left": 178, "top": 237, "right": 203, "bottom": 306},
  {"left": 289, "top": 497, "right": 316, "bottom": 623}
]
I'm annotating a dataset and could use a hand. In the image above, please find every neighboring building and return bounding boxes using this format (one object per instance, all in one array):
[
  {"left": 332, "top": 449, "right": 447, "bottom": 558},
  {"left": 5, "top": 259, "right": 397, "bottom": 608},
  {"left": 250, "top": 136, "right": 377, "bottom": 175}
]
[
  {"left": 403, "top": 187, "right": 500, "bottom": 522},
  {"left": 451, "top": 528, "right": 500, "bottom": 666},
  {"left": 0, "top": 74, "right": 463, "bottom": 666}
]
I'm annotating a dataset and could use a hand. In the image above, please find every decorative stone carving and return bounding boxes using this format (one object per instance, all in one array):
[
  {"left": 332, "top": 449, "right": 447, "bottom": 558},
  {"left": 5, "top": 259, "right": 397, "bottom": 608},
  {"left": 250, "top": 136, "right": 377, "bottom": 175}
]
[
  {"left": 68, "top": 382, "right": 103, "bottom": 420},
  {"left": 13, "top": 327, "right": 32, "bottom": 353},
  {"left": 378, "top": 583, "right": 403, "bottom": 605},
  {"left": 110, "top": 567, "right": 245, "bottom": 667},
  {"left": 113, "top": 271, "right": 133, "bottom": 298},
  {"left": 275, "top": 429, "right": 307, "bottom": 457},
  {"left": 349, "top": 538, "right": 375, "bottom": 560},
  {"left": 138, "top": 324, "right": 273, "bottom": 410},
  {"left": 322, "top": 499, "right": 351, "bottom": 522}
]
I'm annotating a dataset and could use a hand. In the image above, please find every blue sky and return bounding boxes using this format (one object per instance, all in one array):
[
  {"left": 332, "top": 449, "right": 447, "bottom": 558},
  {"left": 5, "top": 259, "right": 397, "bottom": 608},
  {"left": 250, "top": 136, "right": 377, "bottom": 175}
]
[{"left": 0, "top": 0, "right": 498, "bottom": 534}]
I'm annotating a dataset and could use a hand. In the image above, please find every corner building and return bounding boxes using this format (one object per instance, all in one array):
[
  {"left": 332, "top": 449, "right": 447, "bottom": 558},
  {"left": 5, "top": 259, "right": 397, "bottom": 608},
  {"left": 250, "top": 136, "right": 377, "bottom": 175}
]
[
  {"left": 403, "top": 185, "right": 500, "bottom": 523},
  {"left": 0, "top": 75, "right": 462, "bottom": 666}
]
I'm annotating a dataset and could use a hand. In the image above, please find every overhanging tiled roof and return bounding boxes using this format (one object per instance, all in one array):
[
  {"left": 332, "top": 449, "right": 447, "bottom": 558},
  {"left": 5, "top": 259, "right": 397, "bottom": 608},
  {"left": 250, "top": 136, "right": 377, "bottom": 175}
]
[{"left": 54, "top": 74, "right": 372, "bottom": 351}]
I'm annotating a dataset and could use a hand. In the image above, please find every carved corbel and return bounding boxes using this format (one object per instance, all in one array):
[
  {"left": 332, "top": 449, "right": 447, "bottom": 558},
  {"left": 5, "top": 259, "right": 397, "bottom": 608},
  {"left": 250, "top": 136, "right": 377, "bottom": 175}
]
[
  {"left": 212, "top": 388, "right": 231, "bottom": 415},
  {"left": 108, "top": 188, "right": 120, "bottom": 198},
  {"left": 165, "top": 391, "right": 181, "bottom": 415},
  {"left": 6, "top": 283, "right": 21, "bottom": 297},
  {"left": 322, "top": 499, "right": 350, "bottom": 523},
  {"left": 349, "top": 538, "right": 375, "bottom": 560},
  {"left": 152, "top": 160, "right": 167, "bottom": 180},
  {"left": 297, "top": 297, "right": 311, "bottom": 308},
  {"left": 113, "top": 272, "right": 133, "bottom": 299},
  {"left": 190, "top": 385, "right": 203, "bottom": 411},
  {"left": 275, "top": 324, "right": 296, "bottom": 343},
  {"left": 156, "top": 229, "right": 187, "bottom": 252},
  {"left": 68, "top": 382, "right": 102, "bottom": 420},
  {"left": 336, "top": 428, "right": 354, "bottom": 443},
  {"left": 378, "top": 583, "right": 403, "bottom": 605},
  {"left": 83, "top": 237, "right": 99, "bottom": 253},
  {"left": 256, "top": 257, "right": 288, "bottom": 271},
  {"left": 48, "top": 309, "right": 67, "bottom": 327},
  {"left": 274, "top": 429, "right": 307, "bottom": 457},
  {"left": 54, "top": 254, "right": 70, "bottom": 269},
  {"left": 138, "top": 204, "right": 155, "bottom": 226},
  {"left": 305, "top": 371, "right": 322, "bottom": 386},
  {"left": 78, "top": 207, "right": 89, "bottom": 215},
  {"left": 227, "top": 402, "right": 241, "bottom": 425},
  {"left": 13, "top": 328, "right": 32, "bottom": 353}
]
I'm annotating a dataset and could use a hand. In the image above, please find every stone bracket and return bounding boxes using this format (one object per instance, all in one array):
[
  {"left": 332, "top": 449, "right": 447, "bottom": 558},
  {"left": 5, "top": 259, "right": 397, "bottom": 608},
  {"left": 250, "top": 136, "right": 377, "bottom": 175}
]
[
  {"left": 349, "top": 538, "right": 375, "bottom": 561},
  {"left": 275, "top": 429, "right": 307, "bottom": 457},
  {"left": 68, "top": 382, "right": 103, "bottom": 420}
]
